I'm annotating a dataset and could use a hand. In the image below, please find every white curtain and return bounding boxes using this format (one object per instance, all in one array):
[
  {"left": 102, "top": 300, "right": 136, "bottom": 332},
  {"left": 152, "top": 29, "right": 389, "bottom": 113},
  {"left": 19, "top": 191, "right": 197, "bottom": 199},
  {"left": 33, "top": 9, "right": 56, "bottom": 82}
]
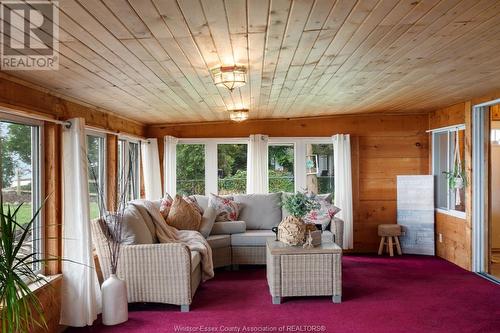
[
  {"left": 60, "top": 118, "right": 101, "bottom": 326},
  {"left": 247, "top": 134, "right": 269, "bottom": 194},
  {"left": 141, "top": 138, "right": 162, "bottom": 200},
  {"left": 332, "top": 134, "right": 353, "bottom": 250},
  {"left": 164, "top": 135, "right": 178, "bottom": 196}
]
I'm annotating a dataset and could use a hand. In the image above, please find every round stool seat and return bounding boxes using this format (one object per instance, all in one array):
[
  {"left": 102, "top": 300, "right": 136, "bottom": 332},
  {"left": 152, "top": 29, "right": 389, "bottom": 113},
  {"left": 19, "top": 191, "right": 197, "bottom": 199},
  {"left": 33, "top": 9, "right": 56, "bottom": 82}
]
[{"left": 378, "top": 224, "right": 401, "bottom": 237}]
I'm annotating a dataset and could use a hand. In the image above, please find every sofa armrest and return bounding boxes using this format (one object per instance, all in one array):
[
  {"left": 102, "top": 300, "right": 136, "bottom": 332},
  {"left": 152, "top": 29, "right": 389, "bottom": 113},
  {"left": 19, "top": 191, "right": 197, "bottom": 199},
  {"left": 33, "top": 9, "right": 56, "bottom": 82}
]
[
  {"left": 113, "top": 243, "right": 194, "bottom": 305},
  {"left": 210, "top": 221, "right": 246, "bottom": 235},
  {"left": 331, "top": 217, "right": 344, "bottom": 249}
]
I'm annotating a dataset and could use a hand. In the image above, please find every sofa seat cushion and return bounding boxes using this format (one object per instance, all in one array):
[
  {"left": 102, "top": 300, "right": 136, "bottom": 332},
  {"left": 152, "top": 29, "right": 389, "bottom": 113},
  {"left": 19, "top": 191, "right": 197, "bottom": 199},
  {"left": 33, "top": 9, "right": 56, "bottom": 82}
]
[
  {"left": 234, "top": 193, "right": 282, "bottom": 230},
  {"left": 210, "top": 221, "right": 246, "bottom": 235},
  {"left": 207, "top": 235, "right": 231, "bottom": 249},
  {"left": 231, "top": 230, "right": 275, "bottom": 246},
  {"left": 191, "top": 251, "right": 201, "bottom": 272}
]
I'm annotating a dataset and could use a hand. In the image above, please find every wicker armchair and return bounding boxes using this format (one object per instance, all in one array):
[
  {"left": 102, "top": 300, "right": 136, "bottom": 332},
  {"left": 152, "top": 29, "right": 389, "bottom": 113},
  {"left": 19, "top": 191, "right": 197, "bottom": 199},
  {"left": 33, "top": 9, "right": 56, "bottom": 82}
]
[{"left": 91, "top": 219, "right": 201, "bottom": 312}]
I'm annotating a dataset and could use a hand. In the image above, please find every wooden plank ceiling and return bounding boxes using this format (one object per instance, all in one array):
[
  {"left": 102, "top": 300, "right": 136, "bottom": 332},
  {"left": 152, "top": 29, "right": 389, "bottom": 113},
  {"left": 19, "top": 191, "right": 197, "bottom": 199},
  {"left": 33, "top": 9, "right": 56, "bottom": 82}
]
[{"left": 2, "top": 0, "right": 500, "bottom": 124}]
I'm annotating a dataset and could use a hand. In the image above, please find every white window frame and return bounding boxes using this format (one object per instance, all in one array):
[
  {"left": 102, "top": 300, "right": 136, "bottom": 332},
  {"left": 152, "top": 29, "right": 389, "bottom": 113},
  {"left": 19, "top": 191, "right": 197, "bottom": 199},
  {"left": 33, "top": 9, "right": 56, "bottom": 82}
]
[
  {"left": 431, "top": 125, "right": 466, "bottom": 219},
  {"left": 0, "top": 113, "right": 44, "bottom": 275},
  {"left": 118, "top": 137, "right": 141, "bottom": 201},
  {"left": 269, "top": 137, "right": 333, "bottom": 192},
  {"left": 86, "top": 130, "right": 107, "bottom": 209},
  {"left": 177, "top": 138, "right": 249, "bottom": 195},
  {"left": 174, "top": 137, "right": 333, "bottom": 195}
]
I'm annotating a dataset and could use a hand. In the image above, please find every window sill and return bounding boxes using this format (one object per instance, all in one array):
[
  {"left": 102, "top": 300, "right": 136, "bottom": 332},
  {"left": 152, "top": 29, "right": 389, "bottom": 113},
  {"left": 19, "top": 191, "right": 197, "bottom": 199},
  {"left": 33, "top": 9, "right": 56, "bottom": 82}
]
[
  {"left": 436, "top": 208, "right": 466, "bottom": 220},
  {"left": 28, "top": 274, "right": 62, "bottom": 293}
]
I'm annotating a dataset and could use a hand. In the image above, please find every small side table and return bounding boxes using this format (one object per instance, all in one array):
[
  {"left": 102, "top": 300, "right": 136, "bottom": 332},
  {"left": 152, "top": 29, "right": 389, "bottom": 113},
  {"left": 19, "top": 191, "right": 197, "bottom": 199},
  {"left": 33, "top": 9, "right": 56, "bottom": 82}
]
[
  {"left": 377, "top": 224, "right": 402, "bottom": 256},
  {"left": 266, "top": 239, "right": 342, "bottom": 304}
]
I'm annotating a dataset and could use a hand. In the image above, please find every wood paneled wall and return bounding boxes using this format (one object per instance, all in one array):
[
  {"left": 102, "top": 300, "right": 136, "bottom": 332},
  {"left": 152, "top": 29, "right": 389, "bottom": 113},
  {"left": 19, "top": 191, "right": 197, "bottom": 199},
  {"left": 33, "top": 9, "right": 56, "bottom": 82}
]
[
  {"left": 0, "top": 75, "right": 146, "bottom": 136},
  {"left": 429, "top": 102, "right": 472, "bottom": 270},
  {"left": 106, "top": 134, "right": 118, "bottom": 211},
  {"left": 149, "top": 114, "right": 430, "bottom": 252},
  {"left": 43, "top": 123, "right": 62, "bottom": 275}
]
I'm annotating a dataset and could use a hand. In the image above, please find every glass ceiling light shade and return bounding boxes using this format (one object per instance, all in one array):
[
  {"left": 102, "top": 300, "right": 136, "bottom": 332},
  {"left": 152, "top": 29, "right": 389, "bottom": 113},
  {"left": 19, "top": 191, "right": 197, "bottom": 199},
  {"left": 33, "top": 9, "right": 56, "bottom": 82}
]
[
  {"left": 229, "top": 109, "right": 249, "bottom": 122},
  {"left": 211, "top": 65, "right": 247, "bottom": 91}
]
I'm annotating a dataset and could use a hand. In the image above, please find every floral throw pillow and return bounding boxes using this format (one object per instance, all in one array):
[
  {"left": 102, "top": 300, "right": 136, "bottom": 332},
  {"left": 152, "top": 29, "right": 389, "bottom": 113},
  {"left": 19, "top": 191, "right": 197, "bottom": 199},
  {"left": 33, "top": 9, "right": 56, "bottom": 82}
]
[
  {"left": 159, "top": 193, "right": 174, "bottom": 220},
  {"left": 304, "top": 198, "right": 341, "bottom": 230},
  {"left": 208, "top": 193, "right": 240, "bottom": 222}
]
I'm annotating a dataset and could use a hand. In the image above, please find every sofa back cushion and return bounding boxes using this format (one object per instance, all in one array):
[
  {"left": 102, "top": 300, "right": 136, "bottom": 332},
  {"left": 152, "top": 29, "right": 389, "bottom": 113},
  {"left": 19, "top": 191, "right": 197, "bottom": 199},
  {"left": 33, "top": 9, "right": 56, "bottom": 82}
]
[
  {"left": 106, "top": 206, "right": 154, "bottom": 245},
  {"left": 193, "top": 195, "right": 209, "bottom": 211},
  {"left": 234, "top": 193, "right": 282, "bottom": 230}
]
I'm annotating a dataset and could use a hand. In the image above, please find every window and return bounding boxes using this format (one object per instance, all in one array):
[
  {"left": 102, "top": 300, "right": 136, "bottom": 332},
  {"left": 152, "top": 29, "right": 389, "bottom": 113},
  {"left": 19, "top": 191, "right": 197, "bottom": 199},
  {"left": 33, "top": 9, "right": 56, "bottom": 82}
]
[
  {"left": 432, "top": 127, "right": 466, "bottom": 213},
  {"left": 308, "top": 144, "right": 334, "bottom": 194},
  {"left": 268, "top": 144, "right": 294, "bottom": 193},
  {"left": 86, "top": 133, "right": 105, "bottom": 219},
  {"left": 0, "top": 118, "right": 42, "bottom": 272},
  {"left": 217, "top": 144, "right": 247, "bottom": 194},
  {"left": 176, "top": 144, "right": 205, "bottom": 195},
  {"left": 171, "top": 138, "right": 334, "bottom": 196},
  {"left": 118, "top": 138, "right": 141, "bottom": 201}
]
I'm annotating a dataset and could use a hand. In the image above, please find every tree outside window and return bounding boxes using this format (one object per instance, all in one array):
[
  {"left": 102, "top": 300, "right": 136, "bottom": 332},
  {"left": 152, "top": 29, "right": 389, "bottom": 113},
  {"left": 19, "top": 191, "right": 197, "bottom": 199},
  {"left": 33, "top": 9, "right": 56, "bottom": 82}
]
[
  {"left": 176, "top": 144, "right": 205, "bottom": 195},
  {"left": 217, "top": 144, "right": 247, "bottom": 195},
  {"left": 268, "top": 144, "right": 294, "bottom": 193}
]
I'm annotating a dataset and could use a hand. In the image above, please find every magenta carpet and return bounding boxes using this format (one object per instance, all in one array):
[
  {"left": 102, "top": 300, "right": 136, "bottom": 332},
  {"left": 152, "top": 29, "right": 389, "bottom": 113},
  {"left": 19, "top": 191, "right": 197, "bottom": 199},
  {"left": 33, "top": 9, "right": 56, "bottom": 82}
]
[{"left": 67, "top": 255, "right": 500, "bottom": 333}]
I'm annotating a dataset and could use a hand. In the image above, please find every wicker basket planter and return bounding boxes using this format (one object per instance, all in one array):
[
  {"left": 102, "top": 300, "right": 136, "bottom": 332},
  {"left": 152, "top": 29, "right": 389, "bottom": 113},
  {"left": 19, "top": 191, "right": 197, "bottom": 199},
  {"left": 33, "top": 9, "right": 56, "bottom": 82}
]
[{"left": 278, "top": 216, "right": 306, "bottom": 246}]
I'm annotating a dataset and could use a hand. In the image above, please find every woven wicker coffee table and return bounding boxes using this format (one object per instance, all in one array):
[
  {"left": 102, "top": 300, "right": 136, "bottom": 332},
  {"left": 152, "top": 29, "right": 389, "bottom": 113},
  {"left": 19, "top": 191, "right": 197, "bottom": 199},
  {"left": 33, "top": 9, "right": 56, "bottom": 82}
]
[{"left": 266, "top": 239, "right": 342, "bottom": 304}]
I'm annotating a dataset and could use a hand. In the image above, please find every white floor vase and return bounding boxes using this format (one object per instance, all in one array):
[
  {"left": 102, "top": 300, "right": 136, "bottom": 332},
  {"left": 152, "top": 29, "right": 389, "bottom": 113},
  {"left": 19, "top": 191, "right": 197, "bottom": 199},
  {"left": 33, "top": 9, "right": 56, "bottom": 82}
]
[{"left": 101, "top": 274, "right": 128, "bottom": 326}]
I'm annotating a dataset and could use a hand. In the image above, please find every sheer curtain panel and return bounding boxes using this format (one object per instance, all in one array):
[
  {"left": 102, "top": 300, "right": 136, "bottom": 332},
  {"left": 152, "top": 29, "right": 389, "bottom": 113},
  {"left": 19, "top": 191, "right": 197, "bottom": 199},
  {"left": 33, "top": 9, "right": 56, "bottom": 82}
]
[
  {"left": 141, "top": 138, "right": 162, "bottom": 200},
  {"left": 247, "top": 134, "right": 269, "bottom": 194},
  {"left": 164, "top": 136, "right": 178, "bottom": 196},
  {"left": 60, "top": 118, "right": 101, "bottom": 326},
  {"left": 332, "top": 134, "right": 354, "bottom": 249}
]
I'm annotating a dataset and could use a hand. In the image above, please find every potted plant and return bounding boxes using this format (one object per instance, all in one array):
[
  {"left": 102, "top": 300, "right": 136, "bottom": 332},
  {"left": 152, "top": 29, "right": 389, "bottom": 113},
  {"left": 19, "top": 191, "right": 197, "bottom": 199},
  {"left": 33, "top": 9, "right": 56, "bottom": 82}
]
[
  {"left": 0, "top": 194, "right": 48, "bottom": 333},
  {"left": 278, "top": 192, "right": 319, "bottom": 246}
]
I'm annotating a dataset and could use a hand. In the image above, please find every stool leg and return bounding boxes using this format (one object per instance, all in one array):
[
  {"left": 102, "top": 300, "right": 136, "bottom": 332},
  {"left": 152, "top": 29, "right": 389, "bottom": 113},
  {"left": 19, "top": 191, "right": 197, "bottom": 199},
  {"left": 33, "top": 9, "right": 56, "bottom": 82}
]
[
  {"left": 388, "top": 236, "right": 394, "bottom": 257},
  {"left": 395, "top": 236, "right": 402, "bottom": 255},
  {"left": 378, "top": 237, "right": 385, "bottom": 255}
]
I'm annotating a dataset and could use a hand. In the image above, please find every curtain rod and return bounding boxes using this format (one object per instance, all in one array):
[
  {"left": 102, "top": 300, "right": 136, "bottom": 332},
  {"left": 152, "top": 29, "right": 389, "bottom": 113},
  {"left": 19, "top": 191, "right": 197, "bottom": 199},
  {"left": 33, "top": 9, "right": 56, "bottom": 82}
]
[
  {"left": 86, "top": 125, "right": 150, "bottom": 143},
  {"left": 0, "top": 110, "right": 149, "bottom": 142},
  {"left": 0, "top": 110, "right": 71, "bottom": 127},
  {"left": 426, "top": 124, "right": 465, "bottom": 133}
]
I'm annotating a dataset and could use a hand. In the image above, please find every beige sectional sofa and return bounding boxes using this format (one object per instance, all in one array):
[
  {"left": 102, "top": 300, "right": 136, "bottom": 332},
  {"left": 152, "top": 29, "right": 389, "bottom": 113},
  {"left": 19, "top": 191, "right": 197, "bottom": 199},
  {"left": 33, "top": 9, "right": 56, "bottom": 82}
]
[
  {"left": 193, "top": 192, "right": 344, "bottom": 268},
  {"left": 91, "top": 192, "right": 343, "bottom": 312}
]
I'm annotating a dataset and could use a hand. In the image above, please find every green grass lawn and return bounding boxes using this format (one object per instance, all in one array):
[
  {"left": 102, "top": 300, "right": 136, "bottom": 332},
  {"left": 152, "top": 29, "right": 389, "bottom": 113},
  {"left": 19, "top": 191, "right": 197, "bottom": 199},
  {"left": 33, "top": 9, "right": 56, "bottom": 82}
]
[
  {"left": 2, "top": 202, "right": 101, "bottom": 224},
  {"left": 2, "top": 203, "right": 32, "bottom": 225}
]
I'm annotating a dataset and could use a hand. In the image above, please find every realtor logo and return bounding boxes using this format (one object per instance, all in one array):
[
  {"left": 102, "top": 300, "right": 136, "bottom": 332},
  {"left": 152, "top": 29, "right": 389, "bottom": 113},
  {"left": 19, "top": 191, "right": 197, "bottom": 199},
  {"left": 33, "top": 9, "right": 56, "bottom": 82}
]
[{"left": 1, "top": 1, "right": 59, "bottom": 70}]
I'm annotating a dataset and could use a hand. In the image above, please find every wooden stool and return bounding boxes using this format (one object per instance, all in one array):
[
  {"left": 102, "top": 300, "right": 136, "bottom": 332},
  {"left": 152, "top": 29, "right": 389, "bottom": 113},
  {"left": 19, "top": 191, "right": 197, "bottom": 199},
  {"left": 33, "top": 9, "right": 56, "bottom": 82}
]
[{"left": 378, "top": 224, "right": 402, "bottom": 256}]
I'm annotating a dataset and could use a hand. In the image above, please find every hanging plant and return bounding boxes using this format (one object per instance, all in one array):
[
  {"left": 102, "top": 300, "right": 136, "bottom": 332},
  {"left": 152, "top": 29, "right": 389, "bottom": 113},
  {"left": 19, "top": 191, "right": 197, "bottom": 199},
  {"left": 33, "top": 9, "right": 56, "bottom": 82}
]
[
  {"left": 443, "top": 131, "right": 467, "bottom": 207},
  {"left": 443, "top": 164, "right": 468, "bottom": 190}
]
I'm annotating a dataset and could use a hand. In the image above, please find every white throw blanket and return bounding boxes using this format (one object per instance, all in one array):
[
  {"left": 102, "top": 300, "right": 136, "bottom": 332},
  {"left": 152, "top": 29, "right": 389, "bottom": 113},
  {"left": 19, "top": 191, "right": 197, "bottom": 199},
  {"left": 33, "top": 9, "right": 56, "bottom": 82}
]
[{"left": 129, "top": 200, "right": 214, "bottom": 281}]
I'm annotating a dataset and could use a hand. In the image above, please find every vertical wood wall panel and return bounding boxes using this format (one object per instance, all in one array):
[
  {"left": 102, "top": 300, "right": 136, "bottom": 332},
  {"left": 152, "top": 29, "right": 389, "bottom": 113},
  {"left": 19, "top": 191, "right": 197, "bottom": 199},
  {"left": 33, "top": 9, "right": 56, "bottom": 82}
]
[
  {"left": 429, "top": 102, "right": 472, "bottom": 270},
  {"left": 106, "top": 134, "right": 118, "bottom": 211},
  {"left": 43, "top": 122, "right": 62, "bottom": 275}
]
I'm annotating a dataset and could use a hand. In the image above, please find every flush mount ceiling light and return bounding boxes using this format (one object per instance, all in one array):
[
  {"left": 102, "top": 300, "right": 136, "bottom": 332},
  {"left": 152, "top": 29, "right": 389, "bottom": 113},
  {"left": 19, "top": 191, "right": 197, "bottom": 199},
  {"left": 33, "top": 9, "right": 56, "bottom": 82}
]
[
  {"left": 229, "top": 109, "right": 249, "bottom": 122},
  {"left": 211, "top": 65, "right": 247, "bottom": 91}
]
